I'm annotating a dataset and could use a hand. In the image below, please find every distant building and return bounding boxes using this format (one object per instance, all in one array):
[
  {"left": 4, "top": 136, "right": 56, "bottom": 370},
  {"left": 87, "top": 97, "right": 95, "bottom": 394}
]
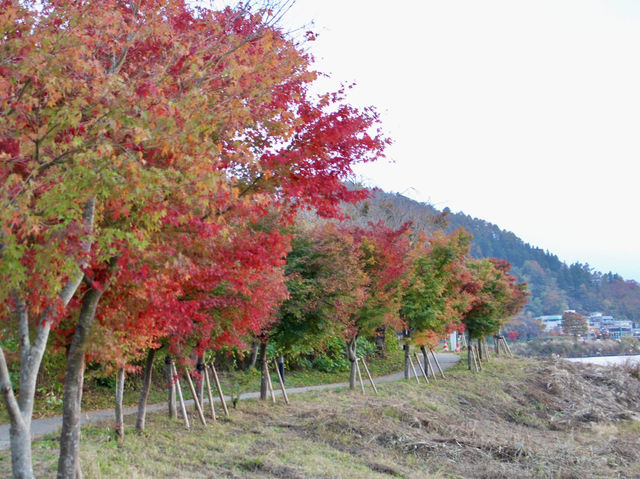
[
  {"left": 538, "top": 312, "right": 635, "bottom": 338},
  {"left": 588, "top": 312, "right": 633, "bottom": 339},
  {"left": 588, "top": 312, "right": 603, "bottom": 329},
  {"left": 607, "top": 321, "right": 633, "bottom": 339},
  {"left": 537, "top": 315, "right": 563, "bottom": 332}
]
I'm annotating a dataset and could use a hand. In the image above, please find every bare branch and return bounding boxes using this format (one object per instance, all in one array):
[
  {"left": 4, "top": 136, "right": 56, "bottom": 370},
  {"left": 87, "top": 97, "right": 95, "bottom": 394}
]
[{"left": 0, "top": 347, "right": 24, "bottom": 429}]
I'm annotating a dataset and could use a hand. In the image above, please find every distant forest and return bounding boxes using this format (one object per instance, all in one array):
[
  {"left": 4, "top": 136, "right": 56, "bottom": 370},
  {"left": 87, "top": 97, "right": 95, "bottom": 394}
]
[{"left": 345, "top": 188, "right": 640, "bottom": 325}]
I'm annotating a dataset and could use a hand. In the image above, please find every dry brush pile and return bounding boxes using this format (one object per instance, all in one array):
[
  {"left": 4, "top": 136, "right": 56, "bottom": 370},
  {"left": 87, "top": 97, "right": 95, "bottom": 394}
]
[{"left": 246, "top": 357, "right": 640, "bottom": 479}]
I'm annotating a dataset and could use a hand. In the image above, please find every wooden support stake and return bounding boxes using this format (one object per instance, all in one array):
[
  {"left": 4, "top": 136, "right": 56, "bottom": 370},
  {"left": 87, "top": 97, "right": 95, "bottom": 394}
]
[
  {"left": 272, "top": 360, "right": 290, "bottom": 405},
  {"left": 424, "top": 350, "right": 435, "bottom": 379},
  {"left": 460, "top": 333, "right": 468, "bottom": 349},
  {"left": 184, "top": 367, "right": 207, "bottom": 426},
  {"left": 171, "top": 363, "right": 190, "bottom": 429},
  {"left": 430, "top": 347, "right": 446, "bottom": 379},
  {"left": 355, "top": 358, "right": 366, "bottom": 394},
  {"left": 408, "top": 354, "right": 420, "bottom": 384},
  {"left": 266, "top": 363, "right": 276, "bottom": 403},
  {"left": 471, "top": 345, "right": 480, "bottom": 372},
  {"left": 413, "top": 352, "right": 430, "bottom": 384},
  {"left": 473, "top": 344, "right": 482, "bottom": 371},
  {"left": 209, "top": 363, "right": 229, "bottom": 417},
  {"left": 359, "top": 358, "right": 378, "bottom": 394},
  {"left": 503, "top": 337, "right": 513, "bottom": 357},
  {"left": 203, "top": 365, "right": 217, "bottom": 421}
]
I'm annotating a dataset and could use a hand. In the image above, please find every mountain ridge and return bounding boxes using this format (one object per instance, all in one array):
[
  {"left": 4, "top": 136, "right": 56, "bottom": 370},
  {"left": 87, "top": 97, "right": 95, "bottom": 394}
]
[{"left": 346, "top": 187, "right": 640, "bottom": 325}]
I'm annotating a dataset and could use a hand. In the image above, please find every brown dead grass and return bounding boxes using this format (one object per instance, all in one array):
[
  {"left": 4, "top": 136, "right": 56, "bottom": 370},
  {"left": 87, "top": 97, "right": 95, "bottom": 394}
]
[
  {"left": 249, "top": 357, "right": 640, "bottom": 478},
  {"left": 1, "top": 356, "right": 639, "bottom": 478}
]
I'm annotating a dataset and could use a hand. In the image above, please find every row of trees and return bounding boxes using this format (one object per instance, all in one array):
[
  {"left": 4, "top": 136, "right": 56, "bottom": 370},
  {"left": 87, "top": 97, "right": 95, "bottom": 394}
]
[
  {"left": 0, "top": 2, "right": 527, "bottom": 478},
  {"left": 0, "top": 1, "right": 388, "bottom": 478},
  {"left": 265, "top": 222, "right": 527, "bottom": 391}
]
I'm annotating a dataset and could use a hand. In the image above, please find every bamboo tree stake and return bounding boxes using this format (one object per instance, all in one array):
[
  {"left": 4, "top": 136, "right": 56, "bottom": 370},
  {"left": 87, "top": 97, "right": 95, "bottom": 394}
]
[
  {"left": 355, "top": 358, "right": 366, "bottom": 394},
  {"left": 408, "top": 354, "right": 420, "bottom": 383},
  {"left": 209, "top": 363, "right": 229, "bottom": 417},
  {"left": 203, "top": 365, "right": 217, "bottom": 421},
  {"left": 184, "top": 367, "right": 207, "bottom": 426},
  {"left": 471, "top": 345, "right": 480, "bottom": 372},
  {"left": 266, "top": 363, "right": 276, "bottom": 403},
  {"left": 359, "top": 358, "right": 378, "bottom": 394},
  {"left": 413, "top": 352, "right": 430, "bottom": 384},
  {"left": 171, "top": 363, "right": 190, "bottom": 429},
  {"left": 429, "top": 347, "right": 446, "bottom": 379},
  {"left": 469, "top": 345, "right": 477, "bottom": 372},
  {"left": 424, "top": 350, "right": 435, "bottom": 379},
  {"left": 460, "top": 333, "right": 468, "bottom": 349},
  {"left": 473, "top": 344, "right": 483, "bottom": 371},
  {"left": 503, "top": 337, "right": 514, "bottom": 357},
  {"left": 272, "top": 360, "right": 290, "bottom": 405}
]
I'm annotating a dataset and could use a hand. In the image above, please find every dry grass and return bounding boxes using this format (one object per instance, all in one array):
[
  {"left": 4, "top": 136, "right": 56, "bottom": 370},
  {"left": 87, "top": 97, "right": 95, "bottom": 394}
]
[{"left": 2, "top": 356, "right": 639, "bottom": 478}]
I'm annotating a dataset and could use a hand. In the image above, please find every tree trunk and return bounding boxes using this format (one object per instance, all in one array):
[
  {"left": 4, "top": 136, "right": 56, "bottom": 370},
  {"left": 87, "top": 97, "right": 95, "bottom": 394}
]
[
  {"left": 277, "top": 356, "right": 285, "bottom": 385},
  {"left": 403, "top": 330, "right": 410, "bottom": 379},
  {"left": 420, "top": 345, "right": 429, "bottom": 378},
  {"left": 403, "top": 344, "right": 410, "bottom": 379},
  {"left": 477, "top": 339, "right": 484, "bottom": 361},
  {"left": 73, "top": 360, "right": 84, "bottom": 479},
  {"left": 165, "top": 356, "right": 177, "bottom": 419},
  {"left": 0, "top": 198, "right": 96, "bottom": 479},
  {"left": 0, "top": 314, "right": 34, "bottom": 479},
  {"left": 375, "top": 326, "right": 386, "bottom": 357},
  {"left": 259, "top": 341, "right": 268, "bottom": 401},
  {"left": 8, "top": 420, "right": 33, "bottom": 479},
  {"left": 115, "top": 368, "right": 125, "bottom": 442},
  {"left": 135, "top": 348, "right": 156, "bottom": 431},
  {"left": 250, "top": 342, "right": 259, "bottom": 369},
  {"left": 196, "top": 355, "right": 205, "bottom": 410},
  {"left": 57, "top": 286, "right": 104, "bottom": 479},
  {"left": 346, "top": 335, "right": 358, "bottom": 389},
  {"left": 467, "top": 337, "right": 473, "bottom": 371}
]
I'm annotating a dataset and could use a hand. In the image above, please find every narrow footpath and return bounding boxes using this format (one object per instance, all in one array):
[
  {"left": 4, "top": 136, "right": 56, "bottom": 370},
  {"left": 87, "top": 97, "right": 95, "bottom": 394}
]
[{"left": 0, "top": 353, "right": 460, "bottom": 450}]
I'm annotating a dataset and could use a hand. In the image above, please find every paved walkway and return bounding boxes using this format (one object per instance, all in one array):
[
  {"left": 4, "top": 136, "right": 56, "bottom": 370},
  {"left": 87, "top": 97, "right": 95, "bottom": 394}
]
[{"left": 0, "top": 353, "right": 460, "bottom": 450}]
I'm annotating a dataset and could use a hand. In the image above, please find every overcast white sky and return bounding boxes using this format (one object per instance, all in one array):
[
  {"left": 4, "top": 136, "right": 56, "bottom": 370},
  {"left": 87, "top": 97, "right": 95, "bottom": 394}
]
[{"left": 281, "top": 0, "right": 640, "bottom": 282}]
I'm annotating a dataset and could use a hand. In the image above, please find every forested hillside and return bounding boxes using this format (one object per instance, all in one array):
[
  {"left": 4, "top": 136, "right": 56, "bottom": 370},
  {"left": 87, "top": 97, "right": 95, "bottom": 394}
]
[{"left": 350, "top": 188, "right": 640, "bottom": 324}]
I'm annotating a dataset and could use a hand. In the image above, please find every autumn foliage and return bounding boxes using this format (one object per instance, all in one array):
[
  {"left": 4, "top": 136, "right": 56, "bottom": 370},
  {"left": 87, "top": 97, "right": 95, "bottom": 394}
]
[{"left": 0, "top": 2, "right": 527, "bottom": 478}]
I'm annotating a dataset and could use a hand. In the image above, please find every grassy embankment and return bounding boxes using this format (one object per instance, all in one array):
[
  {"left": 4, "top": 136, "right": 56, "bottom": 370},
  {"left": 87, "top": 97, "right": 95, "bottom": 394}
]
[{"left": 2, "top": 355, "right": 639, "bottom": 478}]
